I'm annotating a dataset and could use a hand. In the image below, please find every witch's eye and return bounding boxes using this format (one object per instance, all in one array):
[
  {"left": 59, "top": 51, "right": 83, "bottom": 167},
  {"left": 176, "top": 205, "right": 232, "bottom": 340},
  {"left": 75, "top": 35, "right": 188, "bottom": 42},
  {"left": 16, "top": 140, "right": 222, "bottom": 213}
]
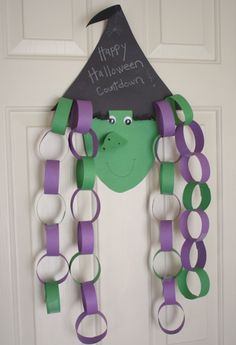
[
  {"left": 108, "top": 115, "right": 116, "bottom": 124},
  {"left": 124, "top": 116, "right": 132, "bottom": 125}
]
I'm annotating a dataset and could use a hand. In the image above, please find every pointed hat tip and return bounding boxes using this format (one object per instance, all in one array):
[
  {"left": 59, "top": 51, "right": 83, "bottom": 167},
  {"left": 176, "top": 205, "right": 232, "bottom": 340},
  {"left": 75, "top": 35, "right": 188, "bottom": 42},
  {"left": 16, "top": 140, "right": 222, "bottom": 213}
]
[{"left": 86, "top": 4, "right": 122, "bottom": 27}]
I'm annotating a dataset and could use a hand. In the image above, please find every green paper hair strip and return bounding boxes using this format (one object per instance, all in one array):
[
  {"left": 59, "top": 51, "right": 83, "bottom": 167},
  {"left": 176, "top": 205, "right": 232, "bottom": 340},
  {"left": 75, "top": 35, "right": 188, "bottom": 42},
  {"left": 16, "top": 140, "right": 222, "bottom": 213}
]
[
  {"left": 51, "top": 97, "right": 73, "bottom": 135},
  {"left": 160, "top": 162, "right": 175, "bottom": 195},
  {"left": 166, "top": 94, "right": 193, "bottom": 125}
]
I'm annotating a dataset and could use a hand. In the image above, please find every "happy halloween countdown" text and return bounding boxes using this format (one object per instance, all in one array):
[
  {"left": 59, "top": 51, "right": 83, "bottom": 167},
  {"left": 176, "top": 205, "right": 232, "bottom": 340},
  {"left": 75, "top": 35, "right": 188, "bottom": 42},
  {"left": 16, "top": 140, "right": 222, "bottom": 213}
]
[{"left": 87, "top": 42, "right": 145, "bottom": 96}]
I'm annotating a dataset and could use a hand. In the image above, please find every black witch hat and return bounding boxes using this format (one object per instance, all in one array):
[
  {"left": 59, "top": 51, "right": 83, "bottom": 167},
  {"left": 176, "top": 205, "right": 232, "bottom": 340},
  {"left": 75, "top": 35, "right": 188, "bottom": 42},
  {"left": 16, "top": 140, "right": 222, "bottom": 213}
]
[{"left": 63, "top": 5, "right": 172, "bottom": 119}]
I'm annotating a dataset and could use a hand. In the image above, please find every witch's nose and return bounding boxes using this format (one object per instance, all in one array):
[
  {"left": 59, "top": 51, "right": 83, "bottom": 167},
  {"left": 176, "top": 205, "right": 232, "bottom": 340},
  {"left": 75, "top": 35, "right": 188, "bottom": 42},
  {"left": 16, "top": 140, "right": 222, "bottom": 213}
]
[{"left": 101, "top": 132, "right": 127, "bottom": 152}]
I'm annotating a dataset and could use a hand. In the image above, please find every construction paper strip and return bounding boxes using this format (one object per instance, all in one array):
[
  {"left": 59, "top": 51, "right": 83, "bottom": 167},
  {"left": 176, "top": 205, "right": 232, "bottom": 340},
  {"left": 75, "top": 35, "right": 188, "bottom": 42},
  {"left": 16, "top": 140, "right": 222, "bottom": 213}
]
[
  {"left": 77, "top": 221, "right": 94, "bottom": 254},
  {"left": 160, "top": 220, "right": 173, "bottom": 251},
  {"left": 68, "top": 129, "right": 98, "bottom": 160},
  {"left": 175, "top": 121, "right": 204, "bottom": 156},
  {"left": 80, "top": 282, "right": 99, "bottom": 315},
  {"left": 162, "top": 277, "right": 177, "bottom": 305},
  {"left": 70, "top": 188, "right": 101, "bottom": 223},
  {"left": 35, "top": 192, "right": 66, "bottom": 225},
  {"left": 154, "top": 136, "right": 180, "bottom": 164},
  {"left": 151, "top": 193, "right": 181, "bottom": 221},
  {"left": 75, "top": 311, "right": 108, "bottom": 344},
  {"left": 36, "top": 253, "right": 69, "bottom": 284},
  {"left": 181, "top": 239, "right": 206, "bottom": 270},
  {"left": 179, "top": 210, "right": 209, "bottom": 241},
  {"left": 51, "top": 97, "right": 73, "bottom": 135},
  {"left": 177, "top": 267, "right": 210, "bottom": 299},
  {"left": 160, "top": 162, "right": 175, "bottom": 195},
  {"left": 154, "top": 99, "right": 175, "bottom": 137},
  {"left": 46, "top": 224, "right": 60, "bottom": 256},
  {"left": 44, "top": 160, "right": 60, "bottom": 194},
  {"left": 45, "top": 281, "right": 60, "bottom": 314},
  {"left": 70, "top": 100, "right": 93, "bottom": 133},
  {"left": 166, "top": 94, "right": 193, "bottom": 125},
  {"left": 179, "top": 152, "right": 210, "bottom": 183},
  {"left": 76, "top": 157, "right": 96, "bottom": 190},
  {"left": 183, "top": 182, "right": 211, "bottom": 210},
  {"left": 157, "top": 301, "right": 185, "bottom": 334},
  {"left": 152, "top": 249, "right": 182, "bottom": 279},
  {"left": 69, "top": 252, "right": 101, "bottom": 284}
]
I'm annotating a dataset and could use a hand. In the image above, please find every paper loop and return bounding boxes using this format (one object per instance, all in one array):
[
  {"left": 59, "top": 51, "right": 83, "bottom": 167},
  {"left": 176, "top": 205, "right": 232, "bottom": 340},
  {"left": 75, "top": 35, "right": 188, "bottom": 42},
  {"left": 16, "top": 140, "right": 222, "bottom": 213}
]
[
  {"left": 175, "top": 121, "right": 204, "bottom": 156},
  {"left": 45, "top": 224, "right": 60, "bottom": 256},
  {"left": 162, "top": 277, "right": 176, "bottom": 304},
  {"left": 151, "top": 193, "right": 181, "bottom": 221},
  {"left": 181, "top": 239, "right": 206, "bottom": 270},
  {"left": 70, "top": 100, "right": 93, "bottom": 134},
  {"left": 51, "top": 97, "right": 73, "bottom": 135},
  {"left": 165, "top": 94, "right": 193, "bottom": 125},
  {"left": 75, "top": 311, "right": 108, "bottom": 344},
  {"left": 37, "top": 129, "right": 68, "bottom": 161},
  {"left": 69, "top": 252, "right": 101, "bottom": 284},
  {"left": 68, "top": 129, "right": 98, "bottom": 160},
  {"left": 76, "top": 157, "right": 96, "bottom": 190},
  {"left": 183, "top": 182, "right": 211, "bottom": 210},
  {"left": 44, "top": 281, "right": 60, "bottom": 314},
  {"left": 36, "top": 253, "right": 69, "bottom": 284},
  {"left": 44, "top": 160, "right": 60, "bottom": 194},
  {"left": 177, "top": 267, "right": 210, "bottom": 299},
  {"left": 160, "top": 220, "right": 173, "bottom": 251},
  {"left": 153, "top": 136, "right": 180, "bottom": 163},
  {"left": 77, "top": 221, "right": 94, "bottom": 254},
  {"left": 154, "top": 99, "right": 176, "bottom": 137},
  {"left": 70, "top": 189, "right": 101, "bottom": 223},
  {"left": 160, "top": 162, "right": 175, "bottom": 195},
  {"left": 179, "top": 152, "right": 210, "bottom": 183},
  {"left": 152, "top": 249, "right": 182, "bottom": 279},
  {"left": 35, "top": 192, "right": 66, "bottom": 225},
  {"left": 179, "top": 210, "right": 209, "bottom": 241},
  {"left": 157, "top": 301, "right": 185, "bottom": 334},
  {"left": 80, "top": 282, "right": 98, "bottom": 315}
]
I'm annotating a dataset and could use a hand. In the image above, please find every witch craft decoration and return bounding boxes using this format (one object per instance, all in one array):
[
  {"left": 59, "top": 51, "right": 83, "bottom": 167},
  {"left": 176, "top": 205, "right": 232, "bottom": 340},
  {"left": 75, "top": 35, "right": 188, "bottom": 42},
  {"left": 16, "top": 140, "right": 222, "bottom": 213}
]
[{"left": 35, "top": 5, "right": 211, "bottom": 344}]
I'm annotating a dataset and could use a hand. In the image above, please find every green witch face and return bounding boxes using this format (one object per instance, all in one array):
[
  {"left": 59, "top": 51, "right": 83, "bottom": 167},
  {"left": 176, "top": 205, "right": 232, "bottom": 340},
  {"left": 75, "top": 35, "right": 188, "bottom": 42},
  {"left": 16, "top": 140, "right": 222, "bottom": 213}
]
[{"left": 84, "top": 110, "right": 158, "bottom": 192}]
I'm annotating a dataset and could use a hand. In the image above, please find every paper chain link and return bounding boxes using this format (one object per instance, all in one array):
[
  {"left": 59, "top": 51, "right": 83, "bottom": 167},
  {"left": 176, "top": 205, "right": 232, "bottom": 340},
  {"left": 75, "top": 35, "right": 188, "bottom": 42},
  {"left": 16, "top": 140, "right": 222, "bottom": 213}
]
[{"left": 152, "top": 94, "right": 211, "bottom": 333}]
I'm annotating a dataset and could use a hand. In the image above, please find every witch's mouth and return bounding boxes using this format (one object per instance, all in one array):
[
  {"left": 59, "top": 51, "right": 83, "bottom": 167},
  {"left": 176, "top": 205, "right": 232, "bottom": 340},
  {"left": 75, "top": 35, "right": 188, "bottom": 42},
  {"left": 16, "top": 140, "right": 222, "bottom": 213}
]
[{"left": 106, "top": 159, "right": 136, "bottom": 177}]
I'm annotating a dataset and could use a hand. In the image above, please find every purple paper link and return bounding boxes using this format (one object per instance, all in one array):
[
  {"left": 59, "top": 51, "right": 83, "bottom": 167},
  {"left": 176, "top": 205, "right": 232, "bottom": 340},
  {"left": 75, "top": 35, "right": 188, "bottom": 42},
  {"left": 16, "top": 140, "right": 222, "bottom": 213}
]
[
  {"left": 80, "top": 282, "right": 98, "bottom": 315},
  {"left": 181, "top": 239, "right": 206, "bottom": 270},
  {"left": 179, "top": 152, "right": 210, "bottom": 183},
  {"left": 70, "top": 188, "right": 101, "bottom": 223},
  {"left": 46, "top": 224, "right": 60, "bottom": 256},
  {"left": 162, "top": 277, "right": 176, "bottom": 305},
  {"left": 175, "top": 120, "right": 204, "bottom": 156},
  {"left": 75, "top": 311, "right": 108, "bottom": 344},
  {"left": 68, "top": 129, "right": 99, "bottom": 160},
  {"left": 44, "top": 160, "right": 60, "bottom": 194},
  {"left": 78, "top": 221, "right": 94, "bottom": 254},
  {"left": 154, "top": 100, "right": 175, "bottom": 137},
  {"left": 179, "top": 210, "right": 209, "bottom": 241},
  {"left": 70, "top": 100, "right": 93, "bottom": 134},
  {"left": 158, "top": 302, "right": 185, "bottom": 335},
  {"left": 160, "top": 220, "right": 173, "bottom": 251},
  {"left": 36, "top": 253, "right": 69, "bottom": 284}
]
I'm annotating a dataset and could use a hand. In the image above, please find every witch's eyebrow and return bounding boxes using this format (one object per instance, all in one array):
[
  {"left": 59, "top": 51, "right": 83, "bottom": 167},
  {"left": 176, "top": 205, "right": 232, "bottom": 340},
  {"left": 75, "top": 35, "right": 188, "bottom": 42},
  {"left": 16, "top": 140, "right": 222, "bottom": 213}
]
[
  {"left": 93, "top": 113, "right": 109, "bottom": 120},
  {"left": 133, "top": 114, "right": 154, "bottom": 120}
]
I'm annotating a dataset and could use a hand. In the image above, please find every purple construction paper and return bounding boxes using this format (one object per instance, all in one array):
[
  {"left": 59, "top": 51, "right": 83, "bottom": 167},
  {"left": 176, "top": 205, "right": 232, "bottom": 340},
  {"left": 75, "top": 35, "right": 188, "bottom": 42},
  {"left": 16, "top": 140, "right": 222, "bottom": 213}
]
[
  {"left": 80, "top": 282, "right": 98, "bottom": 315},
  {"left": 68, "top": 129, "right": 98, "bottom": 160},
  {"left": 70, "top": 100, "right": 93, "bottom": 134},
  {"left": 181, "top": 239, "right": 206, "bottom": 270},
  {"left": 175, "top": 121, "right": 204, "bottom": 156},
  {"left": 179, "top": 210, "right": 209, "bottom": 241},
  {"left": 77, "top": 221, "right": 94, "bottom": 254},
  {"left": 46, "top": 224, "right": 60, "bottom": 256},
  {"left": 179, "top": 152, "right": 210, "bottom": 183},
  {"left": 154, "top": 100, "right": 175, "bottom": 137},
  {"left": 44, "top": 160, "right": 60, "bottom": 194},
  {"left": 160, "top": 220, "right": 173, "bottom": 251},
  {"left": 75, "top": 311, "right": 108, "bottom": 344}
]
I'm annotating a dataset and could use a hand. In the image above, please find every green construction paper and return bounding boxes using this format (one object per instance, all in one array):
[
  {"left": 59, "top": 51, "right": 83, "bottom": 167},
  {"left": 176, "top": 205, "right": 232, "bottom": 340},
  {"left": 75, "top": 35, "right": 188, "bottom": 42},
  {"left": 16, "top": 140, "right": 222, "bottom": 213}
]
[
  {"left": 51, "top": 97, "right": 73, "bottom": 135},
  {"left": 160, "top": 162, "right": 174, "bottom": 195},
  {"left": 84, "top": 110, "right": 157, "bottom": 193},
  {"left": 44, "top": 281, "right": 60, "bottom": 314},
  {"left": 183, "top": 182, "right": 211, "bottom": 210},
  {"left": 177, "top": 268, "right": 210, "bottom": 299},
  {"left": 69, "top": 253, "right": 101, "bottom": 284},
  {"left": 166, "top": 94, "right": 193, "bottom": 125},
  {"left": 76, "top": 157, "right": 96, "bottom": 190}
]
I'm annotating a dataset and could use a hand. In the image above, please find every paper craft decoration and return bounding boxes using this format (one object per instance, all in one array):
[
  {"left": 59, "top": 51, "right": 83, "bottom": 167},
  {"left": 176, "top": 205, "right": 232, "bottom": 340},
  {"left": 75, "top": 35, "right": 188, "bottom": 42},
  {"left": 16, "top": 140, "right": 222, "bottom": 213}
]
[{"left": 35, "top": 5, "right": 211, "bottom": 344}]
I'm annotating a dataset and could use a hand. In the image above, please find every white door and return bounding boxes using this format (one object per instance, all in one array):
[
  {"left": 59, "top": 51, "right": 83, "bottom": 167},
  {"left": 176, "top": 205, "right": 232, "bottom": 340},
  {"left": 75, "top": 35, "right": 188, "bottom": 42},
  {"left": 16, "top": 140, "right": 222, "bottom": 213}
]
[{"left": 0, "top": 1, "right": 235, "bottom": 344}]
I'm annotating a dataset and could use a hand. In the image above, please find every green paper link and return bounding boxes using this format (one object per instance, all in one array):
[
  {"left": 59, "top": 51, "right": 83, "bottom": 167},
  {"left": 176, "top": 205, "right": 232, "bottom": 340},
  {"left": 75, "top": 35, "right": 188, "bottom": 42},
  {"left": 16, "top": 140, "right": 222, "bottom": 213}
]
[
  {"left": 165, "top": 94, "right": 193, "bottom": 125},
  {"left": 152, "top": 249, "right": 182, "bottom": 280},
  {"left": 44, "top": 281, "right": 60, "bottom": 314},
  {"left": 177, "top": 268, "right": 210, "bottom": 299},
  {"left": 183, "top": 182, "right": 211, "bottom": 210},
  {"left": 51, "top": 97, "right": 73, "bottom": 135},
  {"left": 160, "top": 162, "right": 175, "bottom": 195},
  {"left": 69, "top": 252, "right": 101, "bottom": 284},
  {"left": 76, "top": 157, "right": 96, "bottom": 190}
]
